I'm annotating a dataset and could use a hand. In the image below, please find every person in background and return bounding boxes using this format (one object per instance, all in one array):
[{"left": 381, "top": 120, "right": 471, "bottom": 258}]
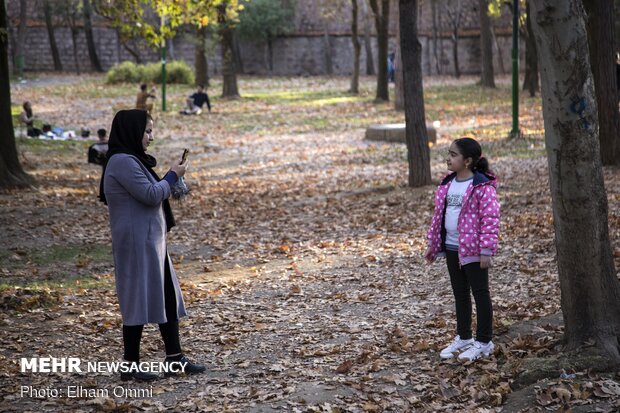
[
  {"left": 19, "top": 101, "right": 42, "bottom": 137},
  {"left": 88, "top": 128, "right": 109, "bottom": 166},
  {"left": 136, "top": 83, "right": 156, "bottom": 113},
  {"left": 181, "top": 84, "right": 211, "bottom": 115}
]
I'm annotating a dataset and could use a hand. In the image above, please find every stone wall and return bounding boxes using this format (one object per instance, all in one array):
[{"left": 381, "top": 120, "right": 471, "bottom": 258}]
[{"left": 6, "top": 0, "right": 522, "bottom": 76}]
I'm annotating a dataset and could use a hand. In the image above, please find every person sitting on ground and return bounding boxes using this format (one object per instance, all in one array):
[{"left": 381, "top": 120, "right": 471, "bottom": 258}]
[
  {"left": 19, "top": 101, "right": 42, "bottom": 137},
  {"left": 88, "top": 128, "right": 109, "bottom": 166},
  {"left": 136, "top": 83, "right": 156, "bottom": 113},
  {"left": 181, "top": 84, "right": 211, "bottom": 115}
]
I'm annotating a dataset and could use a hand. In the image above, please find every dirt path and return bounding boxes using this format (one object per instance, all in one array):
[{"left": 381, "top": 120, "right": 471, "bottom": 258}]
[{"left": 1, "top": 75, "right": 619, "bottom": 412}]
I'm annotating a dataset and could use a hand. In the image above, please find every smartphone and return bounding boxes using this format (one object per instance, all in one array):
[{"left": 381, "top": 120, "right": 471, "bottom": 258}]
[{"left": 181, "top": 148, "right": 189, "bottom": 163}]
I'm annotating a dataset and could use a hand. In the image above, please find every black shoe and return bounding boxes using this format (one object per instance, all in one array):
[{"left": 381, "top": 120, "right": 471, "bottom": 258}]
[
  {"left": 164, "top": 355, "right": 206, "bottom": 376},
  {"left": 120, "top": 371, "right": 159, "bottom": 382}
]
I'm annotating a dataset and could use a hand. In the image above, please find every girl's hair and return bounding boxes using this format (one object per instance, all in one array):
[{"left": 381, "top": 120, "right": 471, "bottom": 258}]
[
  {"left": 453, "top": 137, "right": 491, "bottom": 174},
  {"left": 22, "top": 101, "right": 32, "bottom": 118}
]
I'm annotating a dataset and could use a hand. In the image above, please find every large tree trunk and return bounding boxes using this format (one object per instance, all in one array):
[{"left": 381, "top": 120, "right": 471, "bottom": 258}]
[
  {"left": 478, "top": 0, "right": 495, "bottom": 87},
  {"left": 362, "top": 0, "right": 375, "bottom": 76},
  {"left": 233, "top": 31, "right": 244, "bottom": 74},
  {"left": 14, "top": 0, "right": 28, "bottom": 76},
  {"left": 583, "top": 0, "right": 620, "bottom": 166},
  {"left": 0, "top": 0, "right": 34, "bottom": 189},
  {"left": 394, "top": 7, "right": 404, "bottom": 110},
  {"left": 399, "top": 0, "right": 431, "bottom": 187},
  {"left": 71, "top": 27, "right": 80, "bottom": 75},
  {"left": 82, "top": 0, "right": 102, "bottom": 72},
  {"left": 522, "top": 0, "right": 539, "bottom": 97},
  {"left": 350, "top": 0, "right": 361, "bottom": 94},
  {"left": 369, "top": 0, "right": 390, "bottom": 101},
  {"left": 530, "top": 0, "right": 620, "bottom": 362},
  {"left": 194, "top": 26, "right": 209, "bottom": 87},
  {"left": 431, "top": 0, "right": 441, "bottom": 75},
  {"left": 218, "top": 6, "right": 239, "bottom": 98},
  {"left": 43, "top": 0, "right": 62, "bottom": 71}
]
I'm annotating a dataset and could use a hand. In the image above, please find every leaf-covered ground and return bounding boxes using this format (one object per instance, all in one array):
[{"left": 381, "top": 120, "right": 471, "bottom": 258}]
[{"left": 1, "top": 74, "right": 619, "bottom": 412}]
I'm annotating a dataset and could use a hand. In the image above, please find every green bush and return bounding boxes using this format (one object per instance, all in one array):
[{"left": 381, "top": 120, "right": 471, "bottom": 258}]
[
  {"left": 106, "top": 60, "right": 194, "bottom": 85},
  {"left": 106, "top": 61, "right": 145, "bottom": 84}
]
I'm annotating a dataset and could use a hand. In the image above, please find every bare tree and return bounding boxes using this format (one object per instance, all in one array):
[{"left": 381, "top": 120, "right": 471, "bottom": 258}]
[
  {"left": 530, "top": 0, "right": 620, "bottom": 362},
  {"left": 399, "top": 0, "right": 431, "bottom": 187},
  {"left": 83, "top": 0, "right": 103, "bottom": 72},
  {"left": 43, "top": 0, "right": 62, "bottom": 71},
  {"left": 478, "top": 0, "right": 495, "bottom": 87},
  {"left": 350, "top": 0, "right": 361, "bottom": 94},
  {"left": 369, "top": 0, "right": 390, "bottom": 101},
  {"left": 361, "top": 0, "right": 375, "bottom": 75},
  {"left": 445, "top": 0, "right": 463, "bottom": 78},
  {"left": 583, "top": 0, "right": 620, "bottom": 166},
  {"left": 0, "top": 0, "right": 34, "bottom": 188}
]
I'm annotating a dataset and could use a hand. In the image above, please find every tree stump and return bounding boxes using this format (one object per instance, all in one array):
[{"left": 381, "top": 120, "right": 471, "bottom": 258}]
[{"left": 364, "top": 123, "right": 437, "bottom": 145}]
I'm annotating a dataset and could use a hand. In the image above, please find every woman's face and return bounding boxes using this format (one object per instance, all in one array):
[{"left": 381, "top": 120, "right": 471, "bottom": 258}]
[
  {"left": 447, "top": 142, "right": 470, "bottom": 173},
  {"left": 142, "top": 118, "right": 154, "bottom": 151}
]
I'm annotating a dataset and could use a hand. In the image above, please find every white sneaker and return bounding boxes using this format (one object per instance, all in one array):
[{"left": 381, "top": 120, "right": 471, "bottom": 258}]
[
  {"left": 457, "top": 340, "right": 495, "bottom": 361},
  {"left": 439, "top": 336, "right": 474, "bottom": 359}
]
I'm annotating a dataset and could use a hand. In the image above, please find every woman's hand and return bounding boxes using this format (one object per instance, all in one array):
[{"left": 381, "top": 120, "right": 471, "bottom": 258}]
[
  {"left": 170, "top": 158, "right": 189, "bottom": 178},
  {"left": 424, "top": 247, "right": 434, "bottom": 264},
  {"left": 480, "top": 255, "right": 492, "bottom": 269}
]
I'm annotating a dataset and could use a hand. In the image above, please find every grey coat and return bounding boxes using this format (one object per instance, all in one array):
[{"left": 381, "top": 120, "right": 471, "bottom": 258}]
[{"left": 104, "top": 153, "right": 187, "bottom": 325}]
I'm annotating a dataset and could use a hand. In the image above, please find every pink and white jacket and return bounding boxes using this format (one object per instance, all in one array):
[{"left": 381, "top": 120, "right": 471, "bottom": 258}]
[{"left": 427, "top": 171, "right": 500, "bottom": 265}]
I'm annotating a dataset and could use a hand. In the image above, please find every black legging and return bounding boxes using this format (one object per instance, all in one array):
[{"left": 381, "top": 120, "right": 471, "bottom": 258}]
[
  {"left": 445, "top": 250, "right": 493, "bottom": 343},
  {"left": 123, "top": 257, "right": 182, "bottom": 362}
]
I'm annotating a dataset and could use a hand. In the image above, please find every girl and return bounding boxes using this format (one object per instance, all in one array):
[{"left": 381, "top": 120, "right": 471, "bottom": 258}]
[{"left": 425, "top": 137, "right": 500, "bottom": 361}]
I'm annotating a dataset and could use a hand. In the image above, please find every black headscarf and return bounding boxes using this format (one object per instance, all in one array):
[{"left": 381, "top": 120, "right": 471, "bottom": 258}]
[{"left": 99, "top": 109, "right": 175, "bottom": 232}]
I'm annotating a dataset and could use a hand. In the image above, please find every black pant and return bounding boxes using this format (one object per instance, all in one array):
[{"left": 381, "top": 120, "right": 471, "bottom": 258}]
[
  {"left": 446, "top": 250, "right": 493, "bottom": 343},
  {"left": 123, "top": 257, "right": 182, "bottom": 362}
]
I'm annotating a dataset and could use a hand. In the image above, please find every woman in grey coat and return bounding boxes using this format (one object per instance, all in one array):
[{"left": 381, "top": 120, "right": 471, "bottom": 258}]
[{"left": 99, "top": 109, "right": 205, "bottom": 381}]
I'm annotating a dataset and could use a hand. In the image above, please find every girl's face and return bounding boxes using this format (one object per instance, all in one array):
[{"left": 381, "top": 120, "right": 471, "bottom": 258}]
[
  {"left": 447, "top": 142, "right": 471, "bottom": 173},
  {"left": 142, "top": 118, "right": 154, "bottom": 151}
]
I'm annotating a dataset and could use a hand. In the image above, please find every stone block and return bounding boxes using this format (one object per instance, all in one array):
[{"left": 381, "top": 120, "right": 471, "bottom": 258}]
[{"left": 365, "top": 123, "right": 437, "bottom": 144}]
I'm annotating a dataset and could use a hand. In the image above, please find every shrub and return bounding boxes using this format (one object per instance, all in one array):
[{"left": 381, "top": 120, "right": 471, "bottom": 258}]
[
  {"left": 106, "top": 60, "right": 194, "bottom": 85},
  {"left": 105, "top": 61, "right": 145, "bottom": 84}
]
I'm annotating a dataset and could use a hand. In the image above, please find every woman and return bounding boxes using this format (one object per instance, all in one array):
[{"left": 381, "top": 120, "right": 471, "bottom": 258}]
[
  {"left": 19, "top": 101, "right": 42, "bottom": 137},
  {"left": 99, "top": 109, "right": 204, "bottom": 381}
]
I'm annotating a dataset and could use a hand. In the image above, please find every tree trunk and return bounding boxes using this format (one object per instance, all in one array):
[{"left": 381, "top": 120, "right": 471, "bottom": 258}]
[
  {"left": 14, "top": 0, "right": 28, "bottom": 76},
  {"left": 219, "top": 6, "right": 239, "bottom": 98},
  {"left": 530, "top": 0, "right": 620, "bottom": 362},
  {"left": 431, "top": 0, "right": 441, "bottom": 75},
  {"left": 369, "top": 0, "right": 390, "bottom": 101},
  {"left": 491, "top": 25, "right": 505, "bottom": 75},
  {"left": 0, "top": 0, "right": 34, "bottom": 189},
  {"left": 399, "top": 0, "right": 431, "bottom": 187},
  {"left": 394, "top": 7, "right": 404, "bottom": 110},
  {"left": 233, "top": 31, "right": 244, "bottom": 74},
  {"left": 350, "top": 0, "right": 361, "bottom": 94},
  {"left": 195, "top": 26, "right": 209, "bottom": 87},
  {"left": 43, "top": 0, "right": 62, "bottom": 71},
  {"left": 71, "top": 27, "right": 80, "bottom": 75},
  {"left": 82, "top": 0, "right": 102, "bottom": 72},
  {"left": 522, "top": 0, "right": 539, "bottom": 97},
  {"left": 583, "top": 0, "right": 620, "bottom": 166},
  {"left": 267, "top": 37, "right": 274, "bottom": 73},
  {"left": 362, "top": 0, "right": 375, "bottom": 76},
  {"left": 322, "top": 23, "right": 333, "bottom": 75},
  {"left": 452, "top": 28, "right": 460, "bottom": 78},
  {"left": 478, "top": 0, "right": 495, "bottom": 87}
]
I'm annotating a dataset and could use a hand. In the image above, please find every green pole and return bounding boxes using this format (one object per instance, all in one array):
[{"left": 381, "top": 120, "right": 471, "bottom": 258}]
[
  {"left": 160, "top": 12, "right": 167, "bottom": 112},
  {"left": 161, "top": 43, "right": 167, "bottom": 112},
  {"left": 510, "top": 0, "right": 519, "bottom": 138}
]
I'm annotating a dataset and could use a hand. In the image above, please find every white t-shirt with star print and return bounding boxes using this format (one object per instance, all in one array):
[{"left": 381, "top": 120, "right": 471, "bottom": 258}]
[{"left": 444, "top": 176, "right": 473, "bottom": 248}]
